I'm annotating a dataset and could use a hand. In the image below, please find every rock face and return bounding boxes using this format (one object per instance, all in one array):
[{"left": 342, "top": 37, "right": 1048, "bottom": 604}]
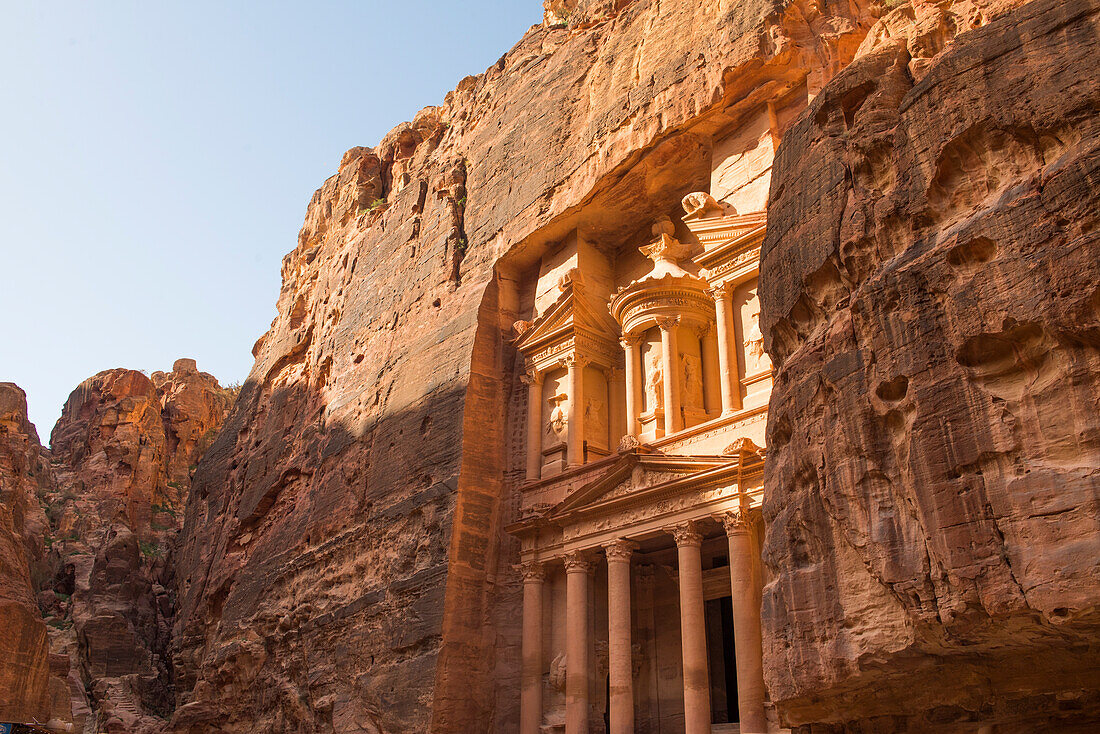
[
  {"left": 0, "top": 383, "right": 53, "bottom": 725},
  {"left": 37, "top": 362, "right": 234, "bottom": 733},
  {"left": 168, "top": 1, "right": 879, "bottom": 732},
  {"left": 759, "top": 0, "right": 1100, "bottom": 730}
]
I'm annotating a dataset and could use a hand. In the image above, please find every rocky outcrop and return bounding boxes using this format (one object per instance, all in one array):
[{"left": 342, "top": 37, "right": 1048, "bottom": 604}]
[
  {"left": 0, "top": 383, "right": 53, "bottom": 725},
  {"left": 759, "top": 0, "right": 1100, "bottom": 730},
  {"left": 168, "top": 1, "right": 880, "bottom": 732},
  {"left": 37, "top": 361, "right": 234, "bottom": 733}
]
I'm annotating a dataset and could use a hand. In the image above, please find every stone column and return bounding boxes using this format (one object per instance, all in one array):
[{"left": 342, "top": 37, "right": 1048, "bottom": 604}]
[
  {"left": 709, "top": 284, "right": 742, "bottom": 414},
  {"left": 672, "top": 521, "right": 711, "bottom": 734},
  {"left": 604, "top": 540, "right": 636, "bottom": 734},
  {"left": 621, "top": 335, "right": 642, "bottom": 437},
  {"left": 656, "top": 317, "right": 682, "bottom": 434},
  {"left": 698, "top": 323, "right": 722, "bottom": 417},
  {"left": 565, "top": 550, "right": 594, "bottom": 734},
  {"left": 524, "top": 370, "right": 544, "bottom": 481},
  {"left": 722, "top": 510, "right": 767, "bottom": 734},
  {"left": 565, "top": 355, "right": 586, "bottom": 467},
  {"left": 606, "top": 367, "right": 624, "bottom": 449},
  {"left": 520, "top": 561, "right": 546, "bottom": 734}
]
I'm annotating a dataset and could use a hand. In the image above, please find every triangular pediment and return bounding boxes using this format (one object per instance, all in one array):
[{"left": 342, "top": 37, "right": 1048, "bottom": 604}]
[{"left": 549, "top": 452, "right": 736, "bottom": 520}]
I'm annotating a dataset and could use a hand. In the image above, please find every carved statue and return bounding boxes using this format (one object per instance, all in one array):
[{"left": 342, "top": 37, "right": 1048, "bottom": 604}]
[
  {"left": 644, "top": 354, "right": 664, "bottom": 411},
  {"left": 682, "top": 353, "right": 704, "bottom": 410},
  {"left": 584, "top": 397, "right": 606, "bottom": 438},
  {"left": 546, "top": 394, "right": 568, "bottom": 442},
  {"left": 549, "top": 652, "right": 567, "bottom": 692},
  {"left": 681, "top": 191, "right": 725, "bottom": 218},
  {"left": 746, "top": 310, "right": 769, "bottom": 367}
]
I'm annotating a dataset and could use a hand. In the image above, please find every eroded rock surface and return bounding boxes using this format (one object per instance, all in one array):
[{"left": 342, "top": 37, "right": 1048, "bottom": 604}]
[
  {"left": 36, "top": 362, "right": 234, "bottom": 733},
  {"left": 759, "top": 0, "right": 1100, "bottom": 730},
  {"left": 0, "top": 383, "right": 53, "bottom": 725}
]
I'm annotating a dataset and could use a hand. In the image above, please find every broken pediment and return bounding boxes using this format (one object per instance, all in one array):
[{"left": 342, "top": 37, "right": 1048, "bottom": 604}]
[{"left": 515, "top": 269, "right": 620, "bottom": 372}]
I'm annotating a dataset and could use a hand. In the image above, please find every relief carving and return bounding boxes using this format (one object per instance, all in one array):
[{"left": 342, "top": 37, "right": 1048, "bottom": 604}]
[
  {"left": 645, "top": 354, "right": 664, "bottom": 410},
  {"left": 546, "top": 394, "right": 569, "bottom": 443},
  {"left": 682, "top": 353, "right": 704, "bottom": 410}
]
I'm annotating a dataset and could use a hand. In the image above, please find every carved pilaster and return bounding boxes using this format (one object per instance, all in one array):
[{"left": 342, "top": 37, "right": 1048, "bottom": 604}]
[{"left": 520, "top": 368, "right": 544, "bottom": 386}]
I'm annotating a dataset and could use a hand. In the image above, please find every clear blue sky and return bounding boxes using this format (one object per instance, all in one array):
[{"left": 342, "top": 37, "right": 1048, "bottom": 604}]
[{"left": 1, "top": 1, "right": 543, "bottom": 440}]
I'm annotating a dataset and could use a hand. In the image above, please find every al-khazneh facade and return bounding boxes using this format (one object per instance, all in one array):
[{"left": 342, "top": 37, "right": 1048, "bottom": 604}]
[{"left": 502, "top": 110, "right": 780, "bottom": 731}]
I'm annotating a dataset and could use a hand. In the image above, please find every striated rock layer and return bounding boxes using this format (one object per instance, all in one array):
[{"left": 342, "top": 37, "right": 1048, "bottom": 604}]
[
  {"left": 0, "top": 383, "right": 53, "bottom": 725},
  {"left": 759, "top": 0, "right": 1100, "bottom": 730},
  {"left": 38, "top": 361, "right": 234, "bottom": 733},
  {"left": 168, "top": 0, "right": 879, "bottom": 732}
]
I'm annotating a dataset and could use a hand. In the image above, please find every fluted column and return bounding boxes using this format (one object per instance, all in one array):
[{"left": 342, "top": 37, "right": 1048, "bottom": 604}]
[
  {"left": 621, "top": 334, "right": 642, "bottom": 437},
  {"left": 656, "top": 317, "right": 682, "bottom": 434},
  {"left": 604, "top": 540, "right": 636, "bottom": 734},
  {"left": 709, "top": 284, "right": 742, "bottom": 414},
  {"left": 520, "top": 561, "right": 546, "bottom": 734},
  {"left": 524, "top": 370, "right": 544, "bottom": 481},
  {"left": 722, "top": 510, "right": 767, "bottom": 734},
  {"left": 672, "top": 521, "right": 711, "bottom": 734},
  {"left": 565, "top": 550, "right": 594, "bottom": 734},
  {"left": 565, "top": 355, "right": 587, "bottom": 467}
]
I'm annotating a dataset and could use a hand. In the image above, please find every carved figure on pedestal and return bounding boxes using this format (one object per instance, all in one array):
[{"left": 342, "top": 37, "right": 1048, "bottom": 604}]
[
  {"left": 682, "top": 353, "right": 704, "bottom": 410},
  {"left": 745, "top": 310, "right": 769, "bottom": 369},
  {"left": 546, "top": 394, "right": 568, "bottom": 444},
  {"left": 584, "top": 397, "right": 606, "bottom": 442},
  {"left": 645, "top": 354, "right": 664, "bottom": 412}
]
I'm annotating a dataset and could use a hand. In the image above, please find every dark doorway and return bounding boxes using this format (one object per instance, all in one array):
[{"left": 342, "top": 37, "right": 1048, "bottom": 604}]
[{"left": 705, "top": 596, "right": 738, "bottom": 724}]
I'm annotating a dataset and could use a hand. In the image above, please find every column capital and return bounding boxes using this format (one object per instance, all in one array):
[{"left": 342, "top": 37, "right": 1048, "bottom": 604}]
[
  {"left": 561, "top": 353, "right": 590, "bottom": 370},
  {"left": 604, "top": 365, "right": 624, "bottom": 381},
  {"left": 521, "top": 368, "right": 543, "bottom": 386},
  {"left": 669, "top": 520, "right": 703, "bottom": 547},
  {"left": 620, "top": 333, "right": 644, "bottom": 348},
  {"left": 693, "top": 321, "right": 712, "bottom": 340},
  {"left": 563, "top": 549, "right": 595, "bottom": 574},
  {"left": 603, "top": 539, "right": 638, "bottom": 563},
  {"left": 719, "top": 508, "right": 752, "bottom": 536},
  {"left": 518, "top": 560, "right": 547, "bottom": 583},
  {"left": 707, "top": 282, "right": 731, "bottom": 302},
  {"left": 655, "top": 315, "right": 681, "bottom": 332}
]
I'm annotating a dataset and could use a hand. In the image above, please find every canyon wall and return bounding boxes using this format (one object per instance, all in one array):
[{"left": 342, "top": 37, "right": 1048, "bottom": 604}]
[
  {"left": 0, "top": 362, "right": 234, "bottom": 732},
  {"left": 759, "top": 0, "right": 1100, "bottom": 730},
  {"left": 0, "top": 383, "right": 54, "bottom": 725},
  {"left": 167, "top": 1, "right": 878, "bottom": 732}
]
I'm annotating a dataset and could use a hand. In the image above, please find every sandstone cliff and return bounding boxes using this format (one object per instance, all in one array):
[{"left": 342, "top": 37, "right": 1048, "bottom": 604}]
[
  {"left": 29, "top": 361, "right": 235, "bottom": 733},
  {"left": 759, "top": 0, "right": 1100, "bottom": 730},
  {"left": 167, "top": 1, "right": 880, "bottom": 731},
  {"left": 0, "top": 383, "right": 54, "bottom": 726}
]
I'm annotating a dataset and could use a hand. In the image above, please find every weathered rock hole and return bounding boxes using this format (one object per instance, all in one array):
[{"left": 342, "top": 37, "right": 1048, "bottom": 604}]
[
  {"left": 946, "top": 236, "right": 996, "bottom": 269},
  {"left": 419, "top": 416, "right": 432, "bottom": 435},
  {"left": 432, "top": 298, "right": 441, "bottom": 308},
  {"left": 353, "top": 354, "right": 365, "bottom": 364},
  {"left": 875, "top": 375, "right": 909, "bottom": 402},
  {"left": 840, "top": 81, "right": 875, "bottom": 129}
]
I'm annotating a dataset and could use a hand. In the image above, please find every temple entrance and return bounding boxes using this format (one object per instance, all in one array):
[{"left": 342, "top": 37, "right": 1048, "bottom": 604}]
[{"left": 706, "top": 595, "right": 739, "bottom": 725}]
